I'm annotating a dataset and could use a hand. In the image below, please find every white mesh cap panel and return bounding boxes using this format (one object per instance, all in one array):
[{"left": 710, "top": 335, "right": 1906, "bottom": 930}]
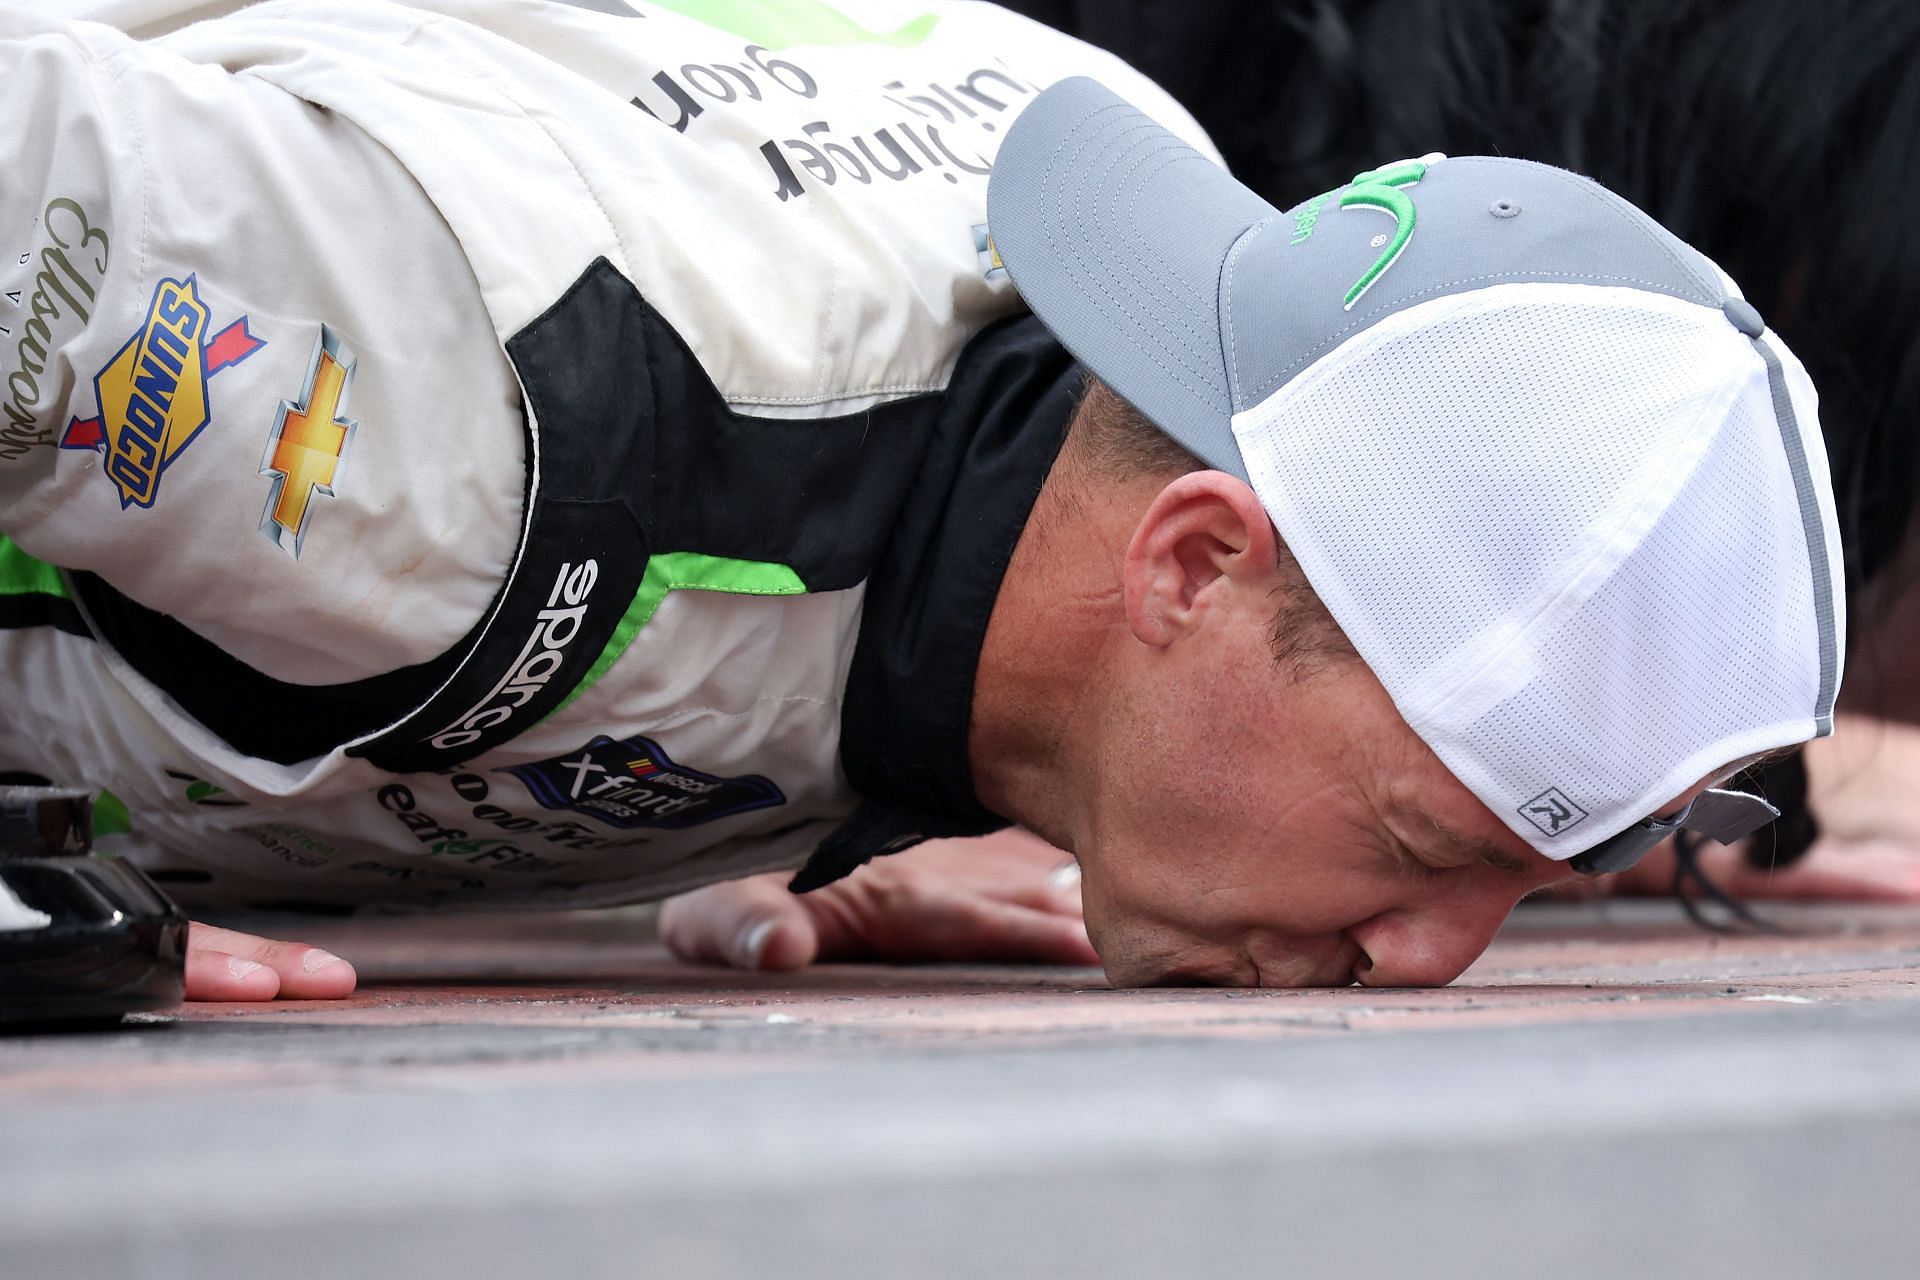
[
  {"left": 1443, "top": 373, "right": 1819, "bottom": 848},
  {"left": 1230, "top": 283, "right": 1826, "bottom": 855}
]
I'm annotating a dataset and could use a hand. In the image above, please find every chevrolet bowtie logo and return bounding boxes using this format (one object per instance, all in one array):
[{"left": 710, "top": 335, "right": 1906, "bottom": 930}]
[{"left": 259, "top": 327, "right": 357, "bottom": 558}]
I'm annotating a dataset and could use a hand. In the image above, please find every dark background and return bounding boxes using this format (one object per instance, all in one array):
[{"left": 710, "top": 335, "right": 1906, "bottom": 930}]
[{"left": 1003, "top": 0, "right": 1920, "bottom": 722}]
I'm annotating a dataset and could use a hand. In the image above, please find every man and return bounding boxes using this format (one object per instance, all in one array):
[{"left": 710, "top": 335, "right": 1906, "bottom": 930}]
[
  {"left": 0, "top": 0, "right": 1842, "bottom": 1001},
  {"left": 995, "top": 0, "right": 1920, "bottom": 907}
]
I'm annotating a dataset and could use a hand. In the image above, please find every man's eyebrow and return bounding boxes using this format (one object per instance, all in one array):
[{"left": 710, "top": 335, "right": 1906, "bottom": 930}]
[
  {"left": 1396, "top": 808, "right": 1534, "bottom": 876},
  {"left": 1473, "top": 843, "right": 1535, "bottom": 876}
]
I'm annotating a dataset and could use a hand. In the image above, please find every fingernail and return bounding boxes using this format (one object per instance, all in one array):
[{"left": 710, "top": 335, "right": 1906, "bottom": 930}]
[
  {"left": 733, "top": 919, "right": 776, "bottom": 969},
  {"left": 300, "top": 948, "right": 345, "bottom": 975},
  {"left": 227, "top": 956, "right": 264, "bottom": 979},
  {"left": 1049, "top": 861, "right": 1082, "bottom": 890}
]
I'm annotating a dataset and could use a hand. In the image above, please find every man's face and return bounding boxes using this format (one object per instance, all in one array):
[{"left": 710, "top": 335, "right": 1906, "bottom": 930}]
[
  {"left": 1068, "top": 519, "right": 1606, "bottom": 987},
  {"left": 983, "top": 465, "right": 1711, "bottom": 989},
  {"left": 1077, "top": 642, "right": 1580, "bottom": 986}
]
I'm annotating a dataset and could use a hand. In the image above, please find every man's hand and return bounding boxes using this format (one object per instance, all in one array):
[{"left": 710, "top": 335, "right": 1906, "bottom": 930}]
[
  {"left": 184, "top": 922, "right": 357, "bottom": 1001},
  {"left": 659, "top": 827, "right": 1097, "bottom": 971}
]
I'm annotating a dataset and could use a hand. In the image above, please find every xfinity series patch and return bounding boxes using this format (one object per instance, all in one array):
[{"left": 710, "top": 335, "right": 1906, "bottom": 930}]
[{"left": 501, "top": 735, "right": 784, "bottom": 830}]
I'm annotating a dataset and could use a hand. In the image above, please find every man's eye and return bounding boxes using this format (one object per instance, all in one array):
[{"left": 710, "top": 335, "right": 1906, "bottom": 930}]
[{"left": 1389, "top": 839, "right": 1444, "bottom": 876}]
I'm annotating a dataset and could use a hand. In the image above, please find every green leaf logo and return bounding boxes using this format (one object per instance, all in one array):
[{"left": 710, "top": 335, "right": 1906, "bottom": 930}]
[{"left": 1338, "top": 158, "right": 1429, "bottom": 310}]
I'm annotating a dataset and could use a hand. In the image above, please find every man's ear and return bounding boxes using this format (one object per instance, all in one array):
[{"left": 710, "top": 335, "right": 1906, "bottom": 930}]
[{"left": 1121, "top": 472, "right": 1280, "bottom": 648}]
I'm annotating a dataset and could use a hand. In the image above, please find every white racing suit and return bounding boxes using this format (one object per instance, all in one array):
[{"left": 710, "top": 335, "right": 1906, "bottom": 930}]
[{"left": 0, "top": 0, "right": 1207, "bottom": 906}]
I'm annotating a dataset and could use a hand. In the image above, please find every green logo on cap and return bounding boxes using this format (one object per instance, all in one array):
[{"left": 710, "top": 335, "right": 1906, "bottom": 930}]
[{"left": 1339, "top": 159, "right": 1429, "bottom": 309}]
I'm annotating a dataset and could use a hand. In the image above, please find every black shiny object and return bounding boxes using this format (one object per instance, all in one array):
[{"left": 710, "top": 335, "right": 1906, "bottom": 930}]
[
  {"left": 0, "top": 786, "right": 93, "bottom": 856},
  {"left": 1, "top": 788, "right": 188, "bottom": 1025}
]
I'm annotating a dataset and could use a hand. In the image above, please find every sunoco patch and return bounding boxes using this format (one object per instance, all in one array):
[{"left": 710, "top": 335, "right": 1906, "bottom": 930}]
[
  {"left": 500, "top": 735, "right": 784, "bottom": 830},
  {"left": 60, "top": 275, "right": 263, "bottom": 508}
]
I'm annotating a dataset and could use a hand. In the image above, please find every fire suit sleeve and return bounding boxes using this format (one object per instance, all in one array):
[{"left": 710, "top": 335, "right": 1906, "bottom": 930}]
[{"left": 0, "top": 6, "right": 526, "bottom": 685}]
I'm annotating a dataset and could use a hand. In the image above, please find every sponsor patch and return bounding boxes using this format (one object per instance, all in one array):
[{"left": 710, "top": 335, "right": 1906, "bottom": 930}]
[
  {"left": 375, "top": 781, "right": 637, "bottom": 869},
  {"left": 259, "top": 326, "right": 357, "bottom": 558},
  {"left": 1518, "top": 786, "right": 1589, "bottom": 838},
  {"left": 241, "top": 823, "right": 335, "bottom": 870},
  {"left": 428, "top": 559, "right": 601, "bottom": 753},
  {"left": 3, "top": 197, "right": 112, "bottom": 460},
  {"left": 60, "top": 275, "right": 263, "bottom": 507},
  {"left": 502, "top": 735, "right": 785, "bottom": 830}
]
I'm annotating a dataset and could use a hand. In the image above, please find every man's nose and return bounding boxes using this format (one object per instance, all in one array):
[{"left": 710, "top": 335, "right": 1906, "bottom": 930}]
[{"left": 1346, "top": 883, "right": 1524, "bottom": 987}]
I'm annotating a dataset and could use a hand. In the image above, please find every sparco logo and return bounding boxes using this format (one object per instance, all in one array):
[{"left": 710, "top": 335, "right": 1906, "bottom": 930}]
[{"left": 429, "top": 559, "right": 599, "bottom": 751}]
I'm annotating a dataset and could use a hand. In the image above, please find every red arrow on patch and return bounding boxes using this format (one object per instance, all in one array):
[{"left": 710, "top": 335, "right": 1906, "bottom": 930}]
[{"left": 202, "top": 317, "right": 263, "bottom": 374}]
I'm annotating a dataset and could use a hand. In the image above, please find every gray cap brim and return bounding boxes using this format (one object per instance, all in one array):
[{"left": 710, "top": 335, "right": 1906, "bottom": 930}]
[{"left": 987, "top": 76, "right": 1273, "bottom": 480}]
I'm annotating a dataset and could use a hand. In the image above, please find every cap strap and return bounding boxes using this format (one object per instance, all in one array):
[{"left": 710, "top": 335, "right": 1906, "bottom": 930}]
[{"left": 1569, "top": 787, "right": 1780, "bottom": 876}]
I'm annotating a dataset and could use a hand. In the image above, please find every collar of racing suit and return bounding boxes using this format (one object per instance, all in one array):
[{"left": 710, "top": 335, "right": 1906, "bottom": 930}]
[{"left": 793, "top": 315, "right": 1080, "bottom": 893}]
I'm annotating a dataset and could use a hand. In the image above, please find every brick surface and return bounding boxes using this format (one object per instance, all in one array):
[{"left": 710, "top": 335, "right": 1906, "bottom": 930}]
[{"left": 5, "top": 901, "right": 1920, "bottom": 1279}]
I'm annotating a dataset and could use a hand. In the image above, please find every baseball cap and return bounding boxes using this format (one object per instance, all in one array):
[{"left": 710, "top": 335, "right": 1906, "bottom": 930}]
[{"left": 985, "top": 77, "right": 1844, "bottom": 872}]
